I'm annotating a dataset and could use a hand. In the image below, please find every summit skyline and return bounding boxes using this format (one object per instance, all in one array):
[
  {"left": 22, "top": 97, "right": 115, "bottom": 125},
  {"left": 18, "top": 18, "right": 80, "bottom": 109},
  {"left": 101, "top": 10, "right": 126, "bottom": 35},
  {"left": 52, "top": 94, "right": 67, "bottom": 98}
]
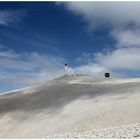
[{"left": 0, "top": 2, "right": 140, "bottom": 92}]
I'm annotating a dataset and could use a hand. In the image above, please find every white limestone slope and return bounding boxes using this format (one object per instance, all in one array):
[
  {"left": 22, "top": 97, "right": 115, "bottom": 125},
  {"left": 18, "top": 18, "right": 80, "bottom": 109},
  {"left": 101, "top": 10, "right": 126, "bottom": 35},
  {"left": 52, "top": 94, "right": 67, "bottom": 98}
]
[{"left": 0, "top": 76, "right": 140, "bottom": 138}]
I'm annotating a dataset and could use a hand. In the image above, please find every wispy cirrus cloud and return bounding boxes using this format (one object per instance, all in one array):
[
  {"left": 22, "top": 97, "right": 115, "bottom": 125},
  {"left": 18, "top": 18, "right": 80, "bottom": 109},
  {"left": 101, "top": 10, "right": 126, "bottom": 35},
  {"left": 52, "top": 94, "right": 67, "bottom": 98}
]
[
  {"left": 0, "top": 10, "right": 26, "bottom": 26},
  {"left": 0, "top": 47, "right": 64, "bottom": 93}
]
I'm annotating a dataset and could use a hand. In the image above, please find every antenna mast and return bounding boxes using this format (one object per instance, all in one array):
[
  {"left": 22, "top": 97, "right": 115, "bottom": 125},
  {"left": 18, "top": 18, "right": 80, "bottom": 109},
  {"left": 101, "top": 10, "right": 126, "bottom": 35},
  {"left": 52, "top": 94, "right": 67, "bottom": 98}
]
[{"left": 64, "top": 59, "right": 68, "bottom": 75}]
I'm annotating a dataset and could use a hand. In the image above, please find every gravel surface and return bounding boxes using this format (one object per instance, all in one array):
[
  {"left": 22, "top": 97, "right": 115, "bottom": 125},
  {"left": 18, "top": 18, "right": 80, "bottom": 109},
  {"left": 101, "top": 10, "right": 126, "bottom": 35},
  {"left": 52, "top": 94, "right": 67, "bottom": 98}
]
[{"left": 44, "top": 123, "right": 140, "bottom": 138}]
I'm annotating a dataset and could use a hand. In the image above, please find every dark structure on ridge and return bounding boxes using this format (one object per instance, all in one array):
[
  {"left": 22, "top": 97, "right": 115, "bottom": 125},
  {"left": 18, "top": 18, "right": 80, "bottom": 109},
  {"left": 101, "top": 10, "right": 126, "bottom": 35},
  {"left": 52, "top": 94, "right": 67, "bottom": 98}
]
[{"left": 105, "top": 73, "right": 110, "bottom": 78}]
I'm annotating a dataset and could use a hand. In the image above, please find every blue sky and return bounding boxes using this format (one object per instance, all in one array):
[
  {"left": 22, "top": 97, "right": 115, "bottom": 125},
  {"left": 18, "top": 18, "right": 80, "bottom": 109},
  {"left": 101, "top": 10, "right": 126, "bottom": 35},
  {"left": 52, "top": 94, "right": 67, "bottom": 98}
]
[{"left": 1, "top": 2, "right": 140, "bottom": 93}]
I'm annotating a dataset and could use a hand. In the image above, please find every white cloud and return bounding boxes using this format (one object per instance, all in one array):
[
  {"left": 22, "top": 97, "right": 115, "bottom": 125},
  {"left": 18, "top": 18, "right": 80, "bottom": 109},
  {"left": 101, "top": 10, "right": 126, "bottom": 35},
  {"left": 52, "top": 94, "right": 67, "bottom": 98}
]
[
  {"left": 63, "top": 2, "right": 140, "bottom": 74},
  {"left": 74, "top": 63, "right": 107, "bottom": 76},
  {"left": 95, "top": 47, "right": 140, "bottom": 71},
  {"left": 0, "top": 10, "right": 26, "bottom": 26},
  {"left": 0, "top": 49, "right": 64, "bottom": 92},
  {"left": 64, "top": 2, "right": 140, "bottom": 29},
  {"left": 93, "top": 29, "right": 140, "bottom": 71},
  {"left": 73, "top": 28, "right": 140, "bottom": 76},
  {"left": 74, "top": 29, "right": 140, "bottom": 76},
  {"left": 111, "top": 29, "right": 140, "bottom": 48},
  {"left": 73, "top": 28, "right": 140, "bottom": 75}
]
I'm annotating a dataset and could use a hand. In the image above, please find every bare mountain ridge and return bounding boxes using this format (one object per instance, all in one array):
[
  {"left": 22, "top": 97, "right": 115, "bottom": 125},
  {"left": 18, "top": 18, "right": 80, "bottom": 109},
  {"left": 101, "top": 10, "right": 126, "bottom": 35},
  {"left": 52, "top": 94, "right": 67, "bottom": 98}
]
[{"left": 0, "top": 76, "right": 140, "bottom": 138}]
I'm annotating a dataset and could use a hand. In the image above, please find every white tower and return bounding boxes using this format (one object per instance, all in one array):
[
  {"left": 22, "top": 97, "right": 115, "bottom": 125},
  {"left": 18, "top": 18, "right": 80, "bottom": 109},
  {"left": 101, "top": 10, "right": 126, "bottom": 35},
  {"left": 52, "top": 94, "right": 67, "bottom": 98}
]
[{"left": 64, "top": 59, "right": 68, "bottom": 75}]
